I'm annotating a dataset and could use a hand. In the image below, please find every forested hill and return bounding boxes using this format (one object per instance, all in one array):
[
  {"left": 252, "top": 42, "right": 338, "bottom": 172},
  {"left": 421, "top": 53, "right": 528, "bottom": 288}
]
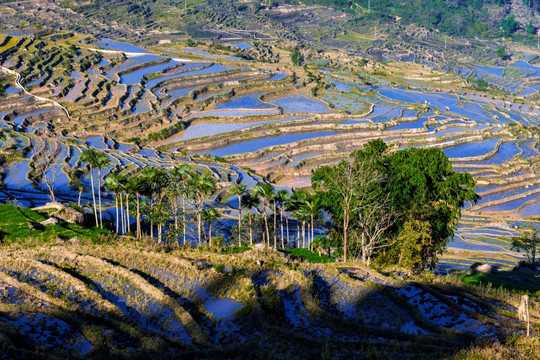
[
  {"left": 300, "top": 0, "right": 538, "bottom": 37},
  {"left": 4, "top": 0, "right": 540, "bottom": 43},
  {"left": 1, "top": 0, "right": 540, "bottom": 65}
]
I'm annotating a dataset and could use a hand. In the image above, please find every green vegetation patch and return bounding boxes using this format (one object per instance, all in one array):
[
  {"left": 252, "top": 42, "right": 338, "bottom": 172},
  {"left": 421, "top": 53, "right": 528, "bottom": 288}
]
[
  {"left": 460, "top": 270, "right": 540, "bottom": 295},
  {"left": 0, "top": 204, "right": 109, "bottom": 245},
  {"left": 281, "top": 248, "right": 335, "bottom": 263}
]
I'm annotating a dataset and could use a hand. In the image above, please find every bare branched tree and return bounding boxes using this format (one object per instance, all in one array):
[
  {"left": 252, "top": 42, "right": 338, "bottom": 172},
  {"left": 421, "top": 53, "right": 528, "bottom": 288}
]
[
  {"left": 350, "top": 156, "right": 397, "bottom": 265},
  {"left": 35, "top": 152, "right": 62, "bottom": 204},
  {"left": 323, "top": 159, "right": 361, "bottom": 262}
]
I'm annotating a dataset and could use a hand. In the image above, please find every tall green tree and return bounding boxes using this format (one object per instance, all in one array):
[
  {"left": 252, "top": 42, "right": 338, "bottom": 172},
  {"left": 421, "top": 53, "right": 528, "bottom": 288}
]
[
  {"left": 304, "top": 194, "right": 321, "bottom": 251},
  {"left": 189, "top": 171, "right": 215, "bottom": 246},
  {"left": 169, "top": 165, "right": 195, "bottom": 244},
  {"left": 275, "top": 190, "right": 290, "bottom": 249},
  {"left": 80, "top": 149, "right": 99, "bottom": 227},
  {"left": 125, "top": 176, "right": 142, "bottom": 235},
  {"left": 230, "top": 183, "right": 247, "bottom": 246},
  {"left": 202, "top": 207, "right": 221, "bottom": 247},
  {"left": 254, "top": 182, "right": 274, "bottom": 247},
  {"left": 292, "top": 206, "right": 310, "bottom": 249},
  {"left": 395, "top": 219, "right": 435, "bottom": 272},
  {"left": 384, "top": 146, "right": 478, "bottom": 270},
  {"left": 104, "top": 172, "right": 125, "bottom": 234},
  {"left": 95, "top": 152, "right": 112, "bottom": 229},
  {"left": 313, "top": 139, "right": 478, "bottom": 267},
  {"left": 129, "top": 175, "right": 146, "bottom": 238},
  {"left": 242, "top": 192, "right": 260, "bottom": 246},
  {"left": 139, "top": 168, "right": 167, "bottom": 239},
  {"left": 151, "top": 203, "right": 170, "bottom": 244}
]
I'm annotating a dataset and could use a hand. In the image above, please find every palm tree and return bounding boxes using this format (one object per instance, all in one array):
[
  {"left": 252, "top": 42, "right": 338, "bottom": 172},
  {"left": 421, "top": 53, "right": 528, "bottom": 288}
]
[
  {"left": 275, "top": 190, "right": 290, "bottom": 249},
  {"left": 304, "top": 194, "right": 321, "bottom": 251},
  {"left": 189, "top": 171, "right": 215, "bottom": 246},
  {"left": 293, "top": 206, "right": 309, "bottom": 249},
  {"left": 104, "top": 173, "right": 125, "bottom": 234},
  {"left": 169, "top": 164, "right": 195, "bottom": 245},
  {"left": 80, "top": 149, "right": 99, "bottom": 227},
  {"left": 153, "top": 203, "right": 170, "bottom": 244},
  {"left": 129, "top": 175, "right": 146, "bottom": 238},
  {"left": 242, "top": 192, "right": 260, "bottom": 246},
  {"left": 201, "top": 207, "right": 221, "bottom": 247},
  {"left": 230, "top": 183, "right": 247, "bottom": 246},
  {"left": 288, "top": 189, "right": 309, "bottom": 248},
  {"left": 139, "top": 168, "right": 167, "bottom": 239},
  {"left": 254, "top": 182, "right": 274, "bottom": 247},
  {"left": 95, "top": 152, "right": 112, "bottom": 229},
  {"left": 284, "top": 194, "right": 297, "bottom": 248},
  {"left": 125, "top": 176, "right": 142, "bottom": 235}
]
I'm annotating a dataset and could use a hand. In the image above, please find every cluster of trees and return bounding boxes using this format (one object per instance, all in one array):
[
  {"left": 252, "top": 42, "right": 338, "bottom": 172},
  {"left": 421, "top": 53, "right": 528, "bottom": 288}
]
[
  {"left": 76, "top": 140, "right": 478, "bottom": 271},
  {"left": 78, "top": 149, "right": 324, "bottom": 250},
  {"left": 312, "top": 139, "right": 478, "bottom": 271}
]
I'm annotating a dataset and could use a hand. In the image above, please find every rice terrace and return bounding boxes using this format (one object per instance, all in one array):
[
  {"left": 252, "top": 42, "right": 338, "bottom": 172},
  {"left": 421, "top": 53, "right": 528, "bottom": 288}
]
[{"left": 0, "top": 0, "right": 539, "bottom": 359}]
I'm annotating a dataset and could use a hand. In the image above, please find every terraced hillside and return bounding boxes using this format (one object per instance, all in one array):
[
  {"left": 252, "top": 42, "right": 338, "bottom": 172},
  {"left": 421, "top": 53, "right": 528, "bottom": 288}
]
[
  {"left": 0, "top": 6, "right": 539, "bottom": 360},
  {"left": 1, "top": 31, "right": 539, "bottom": 217},
  {"left": 0, "top": 241, "right": 537, "bottom": 359},
  {"left": 0, "top": 30, "right": 539, "bottom": 277}
]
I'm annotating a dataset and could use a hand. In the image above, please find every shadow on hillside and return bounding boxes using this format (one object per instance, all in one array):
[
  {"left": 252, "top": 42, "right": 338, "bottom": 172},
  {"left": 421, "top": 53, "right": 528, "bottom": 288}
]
[{"left": 2, "top": 255, "right": 530, "bottom": 359}]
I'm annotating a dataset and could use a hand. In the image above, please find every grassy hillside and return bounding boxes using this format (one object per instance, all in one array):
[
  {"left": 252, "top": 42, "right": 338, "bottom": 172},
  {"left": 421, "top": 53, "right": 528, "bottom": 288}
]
[
  {"left": 0, "top": 204, "right": 109, "bottom": 246},
  {"left": 0, "top": 237, "right": 537, "bottom": 359}
]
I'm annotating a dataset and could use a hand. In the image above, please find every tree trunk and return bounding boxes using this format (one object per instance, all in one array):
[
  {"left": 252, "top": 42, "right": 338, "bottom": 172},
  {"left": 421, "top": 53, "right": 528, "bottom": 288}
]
[
  {"left": 361, "top": 232, "right": 366, "bottom": 265},
  {"left": 136, "top": 193, "right": 141, "bottom": 238},
  {"left": 98, "top": 168, "right": 103, "bottom": 229},
  {"left": 263, "top": 201, "right": 270, "bottom": 247},
  {"left": 302, "top": 220, "right": 306, "bottom": 249},
  {"left": 273, "top": 200, "right": 277, "bottom": 249},
  {"left": 174, "top": 198, "right": 178, "bottom": 231},
  {"left": 115, "top": 194, "right": 119, "bottom": 234},
  {"left": 311, "top": 213, "right": 314, "bottom": 251},
  {"left": 343, "top": 208, "right": 348, "bottom": 262},
  {"left": 158, "top": 224, "right": 162, "bottom": 244},
  {"left": 126, "top": 192, "right": 130, "bottom": 234},
  {"left": 78, "top": 187, "right": 83, "bottom": 207},
  {"left": 150, "top": 199, "right": 153, "bottom": 238},
  {"left": 197, "top": 198, "right": 202, "bottom": 246},
  {"left": 182, "top": 195, "right": 186, "bottom": 245},
  {"left": 286, "top": 216, "right": 290, "bottom": 248},
  {"left": 527, "top": 301, "right": 530, "bottom": 337},
  {"left": 238, "top": 194, "right": 242, "bottom": 246},
  {"left": 308, "top": 222, "right": 311, "bottom": 251},
  {"left": 119, "top": 192, "right": 124, "bottom": 234},
  {"left": 89, "top": 166, "right": 98, "bottom": 227},
  {"left": 209, "top": 223, "right": 213, "bottom": 247},
  {"left": 280, "top": 209, "right": 284, "bottom": 249},
  {"left": 296, "top": 222, "right": 300, "bottom": 248},
  {"left": 249, "top": 210, "right": 253, "bottom": 246}
]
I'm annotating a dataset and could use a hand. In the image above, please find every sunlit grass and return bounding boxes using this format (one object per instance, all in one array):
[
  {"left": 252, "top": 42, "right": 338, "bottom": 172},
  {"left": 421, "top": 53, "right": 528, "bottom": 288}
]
[{"left": 0, "top": 204, "right": 110, "bottom": 245}]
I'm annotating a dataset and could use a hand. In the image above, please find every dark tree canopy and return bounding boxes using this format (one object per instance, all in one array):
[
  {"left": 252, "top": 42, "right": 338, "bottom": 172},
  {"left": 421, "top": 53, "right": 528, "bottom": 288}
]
[{"left": 312, "top": 139, "right": 479, "bottom": 271}]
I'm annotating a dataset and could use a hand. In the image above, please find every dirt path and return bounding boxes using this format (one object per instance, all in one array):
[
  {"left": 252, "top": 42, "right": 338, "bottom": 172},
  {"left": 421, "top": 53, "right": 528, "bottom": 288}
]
[{"left": 0, "top": 65, "right": 71, "bottom": 119}]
